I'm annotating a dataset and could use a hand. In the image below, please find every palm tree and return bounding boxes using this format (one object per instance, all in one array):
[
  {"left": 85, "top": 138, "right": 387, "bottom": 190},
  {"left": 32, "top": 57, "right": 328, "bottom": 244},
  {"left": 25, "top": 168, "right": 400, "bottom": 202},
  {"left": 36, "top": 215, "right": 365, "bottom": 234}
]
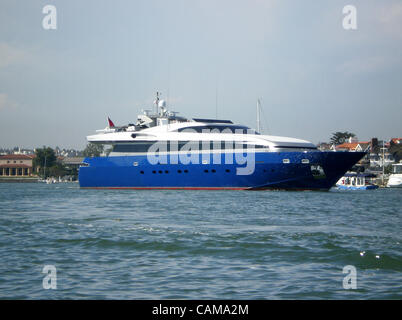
[
  {"left": 33, "top": 147, "right": 57, "bottom": 177},
  {"left": 330, "top": 132, "right": 356, "bottom": 145}
]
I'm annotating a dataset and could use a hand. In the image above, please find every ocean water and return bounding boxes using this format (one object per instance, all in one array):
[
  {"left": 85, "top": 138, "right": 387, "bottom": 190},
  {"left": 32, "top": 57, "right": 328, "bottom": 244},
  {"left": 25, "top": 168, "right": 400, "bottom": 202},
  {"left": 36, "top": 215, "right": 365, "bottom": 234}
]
[{"left": 0, "top": 182, "right": 401, "bottom": 299}]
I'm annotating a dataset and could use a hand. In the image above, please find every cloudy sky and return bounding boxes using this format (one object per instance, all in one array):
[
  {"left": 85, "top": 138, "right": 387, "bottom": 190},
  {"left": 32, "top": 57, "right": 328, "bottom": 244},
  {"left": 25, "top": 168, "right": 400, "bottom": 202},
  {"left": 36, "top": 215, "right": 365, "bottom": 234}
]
[{"left": 0, "top": 0, "right": 401, "bottom": 149}]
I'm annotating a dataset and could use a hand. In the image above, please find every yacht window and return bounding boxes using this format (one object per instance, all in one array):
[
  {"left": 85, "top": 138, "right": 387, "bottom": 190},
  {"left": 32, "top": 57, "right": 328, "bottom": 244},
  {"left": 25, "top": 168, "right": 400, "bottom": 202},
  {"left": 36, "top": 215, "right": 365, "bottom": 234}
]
[
  {"left": 177, "top": 125, "right": 259, "bottom": 134},
  {"left": 112, "top": 142, "right": 158, "bottom": 153},
  {"left": 274, "top": 145, "right": 317, "bottom": 150},
  {"left": 170, "top": 141, "right": 267, "bottom": 151},
  {"left": 112, "top": 141, "right": 268, "bottom": 153}
]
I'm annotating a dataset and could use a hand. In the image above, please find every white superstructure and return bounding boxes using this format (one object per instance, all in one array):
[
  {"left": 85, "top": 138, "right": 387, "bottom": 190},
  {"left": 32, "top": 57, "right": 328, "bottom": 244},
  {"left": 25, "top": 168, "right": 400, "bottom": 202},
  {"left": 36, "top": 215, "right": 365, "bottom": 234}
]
[{"left": 87, "top": 94, "right": 317, "bottom": 156}]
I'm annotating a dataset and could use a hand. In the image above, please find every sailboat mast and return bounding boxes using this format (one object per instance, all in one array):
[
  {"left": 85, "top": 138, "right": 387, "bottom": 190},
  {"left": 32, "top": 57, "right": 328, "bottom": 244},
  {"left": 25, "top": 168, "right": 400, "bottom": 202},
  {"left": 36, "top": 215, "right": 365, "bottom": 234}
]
[{"left": 382, "top": 140, "right": 385, "bottom": 185}]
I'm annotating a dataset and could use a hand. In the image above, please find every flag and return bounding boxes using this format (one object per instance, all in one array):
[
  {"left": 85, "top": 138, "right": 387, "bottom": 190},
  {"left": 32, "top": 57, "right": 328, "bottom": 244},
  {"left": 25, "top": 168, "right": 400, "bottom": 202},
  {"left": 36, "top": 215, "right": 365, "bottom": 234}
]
[{"left": 108, "top": 117, "right": 115, "bottom": 128}]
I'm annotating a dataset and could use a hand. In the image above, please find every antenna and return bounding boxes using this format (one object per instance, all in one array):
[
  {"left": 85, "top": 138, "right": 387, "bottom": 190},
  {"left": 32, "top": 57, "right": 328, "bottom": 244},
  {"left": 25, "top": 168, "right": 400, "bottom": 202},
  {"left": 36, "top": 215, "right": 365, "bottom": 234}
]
[
  {"left": 155, "top": 91, "right": 161, "bottom": 114},
  {"left": 167, "top": 62, "right": 170, "bottom": 108},
  {"left": 257, "top": 98, "right": 261, "bottom": 133},
  {"left": 215, "top": 86, "right": 218, "bottom": 119},
  {"left": 258, "top": 98, "right": 271, "bottom": 135}
]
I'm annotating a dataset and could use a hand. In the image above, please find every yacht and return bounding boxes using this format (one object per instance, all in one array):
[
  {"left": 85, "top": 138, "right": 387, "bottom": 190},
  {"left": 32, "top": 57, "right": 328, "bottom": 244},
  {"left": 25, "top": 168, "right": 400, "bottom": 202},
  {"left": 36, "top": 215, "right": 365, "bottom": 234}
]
[
  {"left": 387, "top": 162, "right": 402, "bottom": 188},
  {"left": 78, "top": 93, "right": 365, "bottom": 190}
]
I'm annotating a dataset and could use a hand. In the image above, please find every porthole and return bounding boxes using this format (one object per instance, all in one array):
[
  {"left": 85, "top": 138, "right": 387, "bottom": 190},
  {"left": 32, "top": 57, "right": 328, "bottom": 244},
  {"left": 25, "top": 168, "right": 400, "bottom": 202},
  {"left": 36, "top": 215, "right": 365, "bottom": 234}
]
[
  {"left": 225, "top": 169, "right": 230, "bottom": 173},
  {"left": 283, "top": 159, "right": 290, "bottom": 164},
  {"left": 204, "top": 169, "right": 209, "bottom": 173},
  {"left": 178, "top": 170, "right": 182, "bottom": 173},
  {"left": 131, "top": 134, "right": 136, "bottom": 138},
  {"left": 165, "top": 170, "right": 169, "bottom": 174},
  {"left": 152, "top": 170, "right": 156, "bottom": 174},
  {"left": 211, "top": 169, "right": 216, "bottom": 173},
  {"left": 133, "top": 162, "right": 138, "bottom": 166},
  {"left": 184, "top": 169, "right": 188, "bottom": 173},
  {"left": 158, "top": 170, "right": 162, "bottom": 174},
  {"left": 140, "top": 171, "right": 144, "bottom": 174}
]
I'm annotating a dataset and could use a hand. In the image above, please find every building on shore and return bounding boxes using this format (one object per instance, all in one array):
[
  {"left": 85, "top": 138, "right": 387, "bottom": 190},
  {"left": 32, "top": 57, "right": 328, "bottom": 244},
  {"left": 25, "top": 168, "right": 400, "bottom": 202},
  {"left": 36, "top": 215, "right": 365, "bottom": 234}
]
[
  {"left": 60, "top": 157, "right": 84, "bottom": 168},
  {"left": 335, "top": 141, "right": 371, "bottom": 152},
  {"left": 0, "top": 154, "right": 34, "bottom": 177}
]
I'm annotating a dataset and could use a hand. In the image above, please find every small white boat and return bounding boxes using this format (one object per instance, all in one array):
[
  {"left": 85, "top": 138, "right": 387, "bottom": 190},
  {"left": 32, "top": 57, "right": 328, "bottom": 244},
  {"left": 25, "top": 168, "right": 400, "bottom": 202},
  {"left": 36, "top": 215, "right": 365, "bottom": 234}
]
[
  {"left": 336, "top": 173, "right": 379, "bottom": 190},
  {"left": 46, "top": 177, "right": 57, "bottom": 184},
  {"left": 387, "top": 162, "right": 402, "bottom": 188}
]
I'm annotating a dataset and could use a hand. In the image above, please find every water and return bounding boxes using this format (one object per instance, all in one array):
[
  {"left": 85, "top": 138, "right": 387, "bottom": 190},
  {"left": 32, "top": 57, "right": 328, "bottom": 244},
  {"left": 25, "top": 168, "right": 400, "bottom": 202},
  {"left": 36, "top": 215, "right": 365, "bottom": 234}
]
[{"left": 0, "top": 183, "right": 401, "bottom": 299}]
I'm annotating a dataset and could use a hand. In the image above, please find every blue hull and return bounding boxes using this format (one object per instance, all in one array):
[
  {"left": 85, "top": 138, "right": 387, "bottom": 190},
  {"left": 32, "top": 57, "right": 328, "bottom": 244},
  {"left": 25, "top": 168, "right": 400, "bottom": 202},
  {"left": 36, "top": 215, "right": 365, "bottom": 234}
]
[
  {"left": 337, "top": 185, "right": 379, "bottom": 190},
  {"left": 78, "top": 151, "right": 365, "bottom": 191}
]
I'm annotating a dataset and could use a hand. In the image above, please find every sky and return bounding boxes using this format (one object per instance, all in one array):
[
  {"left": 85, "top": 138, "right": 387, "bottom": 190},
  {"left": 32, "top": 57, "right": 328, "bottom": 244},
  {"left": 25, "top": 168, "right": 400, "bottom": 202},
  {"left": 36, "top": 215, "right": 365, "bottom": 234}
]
[{"left": 0, "top": 0, "right": 401, "bottom": 149}]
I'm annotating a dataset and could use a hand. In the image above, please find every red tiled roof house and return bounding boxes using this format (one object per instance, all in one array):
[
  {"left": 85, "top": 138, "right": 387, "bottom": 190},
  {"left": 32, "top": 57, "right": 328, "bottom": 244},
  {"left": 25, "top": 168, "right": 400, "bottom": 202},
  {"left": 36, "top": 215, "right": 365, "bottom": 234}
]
[
  {"left": 0, "top": 154, "right": 34, "bottom": 177},
  {"left": 335, "top": 142, "right": 371, "bottom": 152}
]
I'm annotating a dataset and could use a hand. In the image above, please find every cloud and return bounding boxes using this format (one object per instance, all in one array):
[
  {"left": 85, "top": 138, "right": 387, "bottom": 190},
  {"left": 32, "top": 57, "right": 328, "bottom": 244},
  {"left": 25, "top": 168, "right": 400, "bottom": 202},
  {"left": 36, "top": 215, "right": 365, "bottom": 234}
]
[
  {"left": 336, "top": 56, "right": 393, "bottom": 75},
  {"left": 0, "top": 93, "right": 18, "bottom": 111},
  {"left": 191, "top": 0, "right": 280, "bottom": 42},
  {"left": 376, "top": 2, "right": 402, "bottom": 39},
  {"left": 331, "top": 1, "right": 402, "bottom": 75},
  {"left": 0, "top": 42, "right": 27, "bottom": 69}
]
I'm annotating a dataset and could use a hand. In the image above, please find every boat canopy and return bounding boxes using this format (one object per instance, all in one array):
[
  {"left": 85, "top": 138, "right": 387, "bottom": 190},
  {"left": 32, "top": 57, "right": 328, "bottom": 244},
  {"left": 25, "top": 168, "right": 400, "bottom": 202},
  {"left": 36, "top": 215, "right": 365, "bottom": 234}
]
[{"left": 344, "top": 173, "right": 377, "bottom": 178}]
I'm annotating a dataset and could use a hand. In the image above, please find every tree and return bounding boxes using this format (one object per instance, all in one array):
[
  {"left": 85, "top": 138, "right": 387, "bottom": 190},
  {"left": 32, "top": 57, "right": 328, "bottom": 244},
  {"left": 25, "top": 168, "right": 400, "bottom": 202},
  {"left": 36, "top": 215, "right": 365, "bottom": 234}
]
[
  {"left": 47, "top": 162, "right": 69, "bottom": 177},
  {"left": 33, "top": 147, "right": 57, "bottom": 177},
  {"left": 371, "top": 138, "right": 380, "bottom": 154},
  {"left": 83, "top": 143, "right": 104, "bottom": 157},
  {"left": 330, "top": 132, "right": 356, "bottom": 145}
]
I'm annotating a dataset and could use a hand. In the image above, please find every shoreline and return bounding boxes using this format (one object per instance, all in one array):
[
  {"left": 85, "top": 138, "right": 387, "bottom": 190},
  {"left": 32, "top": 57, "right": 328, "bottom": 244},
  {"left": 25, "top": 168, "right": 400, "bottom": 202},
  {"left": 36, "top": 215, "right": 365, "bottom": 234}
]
[{"left": 0, "top": 177, "right": 39, "bottom": 183}]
